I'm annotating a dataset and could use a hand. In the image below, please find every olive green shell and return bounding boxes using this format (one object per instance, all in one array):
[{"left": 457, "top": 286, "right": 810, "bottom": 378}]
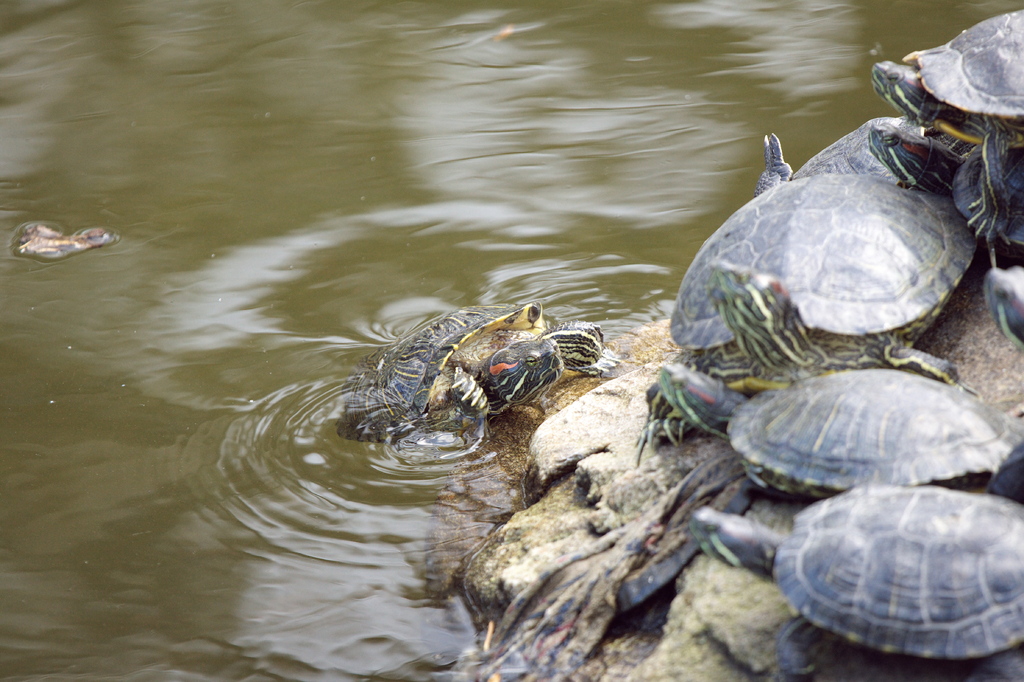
[
  {"left": 338, "top": 303, "right": 544, "bottom": 442},
  {"left": 671, "top": 174, "right": 974, "bottom": 350},
  {"left": 729, "top": 369, "right": 1024, "bottom": 497},
  {"left": 910, "top": 10, "right": 1024, "bottom": 119},
  {"left": 777, "top": 485, "right": 1024, "bottom": 658}
]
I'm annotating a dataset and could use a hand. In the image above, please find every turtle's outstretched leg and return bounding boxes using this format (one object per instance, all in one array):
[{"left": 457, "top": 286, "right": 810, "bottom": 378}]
[
  {"left": 754, "top": 133, "right": 793, "bottom": 197},
  {"left": 884, "top": 344, "right": 973, "bottom": 393},
  {"left": 542, "top": 320, "right": 618, "bottom": 376}
]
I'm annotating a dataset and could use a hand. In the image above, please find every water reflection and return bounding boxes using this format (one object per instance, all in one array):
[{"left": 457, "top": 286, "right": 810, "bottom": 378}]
[{"left": 653, "top": 0, "right": 861, "bottom": 100}]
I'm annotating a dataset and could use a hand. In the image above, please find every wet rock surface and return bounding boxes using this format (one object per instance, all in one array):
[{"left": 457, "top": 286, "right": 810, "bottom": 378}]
[{"left": 435, "top": 256, "right": 1024, "bottom": 681}]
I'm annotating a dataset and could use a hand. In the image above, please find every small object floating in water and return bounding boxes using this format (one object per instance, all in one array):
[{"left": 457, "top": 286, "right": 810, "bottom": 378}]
[{"left": 16, "top": 223, "right": 117, "bottom": 258}]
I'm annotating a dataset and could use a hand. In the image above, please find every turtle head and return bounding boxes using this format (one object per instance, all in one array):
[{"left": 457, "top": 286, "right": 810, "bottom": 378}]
[
  {"left": 707, "top": 263, "right": 812, "bottom": 372},
  {"left": 984, "top": 266, "right": 1024, "bottom": 353},
  {"left": 636, "top": 364, "right": 744, "bottom": 463},
  {"left": 502, "top": 301, "right": 545, "bottom": 331},
  {"left": 482, "top": 337, "right": 563, "bottom": 412},
  {"left": 870, "top": 61, "right": 939, "bottom": 124},
  {"left": 657, "top": 364, "right": 746, "bottom": 438},
  {"left": 689, "top": 506, "right": 783, "bottom": 578},
  {"left": 867, "top": 120, "right": 959, "bottom": 195}
]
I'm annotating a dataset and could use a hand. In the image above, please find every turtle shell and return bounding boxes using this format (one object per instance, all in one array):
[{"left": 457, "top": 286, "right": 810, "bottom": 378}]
[
  {"left": 910, "top": 10, "right": 1024, "bottom": 119},
  {"left": 671, "top": 174, "right": 974, "bottom": 350},
  {"left": 729, "top": 369, "right": 1024, "bottom": 497},
  {"left": 776, "top": 485, "right": 1024, "bottom": 658},
  {"left": 791, "top": 117, "right": 911, "bottom": 180},
  {"left": 338, "top": 302, "right": 546, "bottom": 442}
]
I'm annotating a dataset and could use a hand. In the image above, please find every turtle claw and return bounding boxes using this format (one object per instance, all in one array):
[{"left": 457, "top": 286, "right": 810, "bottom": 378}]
[{"left": 452, "top": 367, "right": 488, "bottom": 415}]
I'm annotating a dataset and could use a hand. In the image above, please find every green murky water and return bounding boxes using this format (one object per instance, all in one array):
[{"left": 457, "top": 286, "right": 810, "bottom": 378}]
[{"left": 0, "top": 1, "right": 1011, "bottom": 679}]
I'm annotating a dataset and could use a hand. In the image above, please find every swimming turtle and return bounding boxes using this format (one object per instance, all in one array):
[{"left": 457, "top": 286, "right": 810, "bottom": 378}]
[
  {"left": 868, "top": 119, "right": 1024, "bottom": 256},
  {"left": 754, "top": 117, "right": 924, "bottom": 196},
  {"left": 872, "top": 10, "right": 1024, "bottom": 262},
  {"left": 336, "top": 302, "right": 616, "bottom": 444},
  {"left": 691, "top": 485, "right": 1024, "bottom": 681},
  {"left": 16, "top": 223, "right": 116, "bottom": 257},
  {"left": 670, "top": 173, "right": 973, "bottom": 392},
  {"left": 639, "top": 366, "right": 1024, "bottom": 495}
]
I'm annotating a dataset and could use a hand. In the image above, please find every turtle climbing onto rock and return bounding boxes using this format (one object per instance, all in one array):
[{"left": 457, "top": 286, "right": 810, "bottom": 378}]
[
  {"left": 336, "top": 302, "right": 617, "bottom": 445},
  {"left": 670, "top": 174, "right": 974, "bottom": 392},
  {"left": 691, "top": 485, "right": 1024, "bottom": 681},
  {"left": 639, "top": 366, "right": 1024, "bottom": 496}
]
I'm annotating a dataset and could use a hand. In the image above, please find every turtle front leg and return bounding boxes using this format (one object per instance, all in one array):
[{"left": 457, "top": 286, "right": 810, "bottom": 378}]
[
  {"left": 884, "top": 344, "right": 974, "bottom": 393},
  {"left": 966, "top": 123, "right": 1013, "bottom": 265},
  {"left": 542, "top": 320, "right": 619, "bottom": 376},
  {"left": 775, "top": 616, "right": 821, "bottom": 682},
  {"left": 429, "top": 366, "right": 488, "bottom": 443}
]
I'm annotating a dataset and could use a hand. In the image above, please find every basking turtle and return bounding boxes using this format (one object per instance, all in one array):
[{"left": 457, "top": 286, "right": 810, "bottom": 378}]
[
  {"left": 336, "top": 302, "right": 616, "bottom": 444},
  {"left": 754, "top": 117, "right": 922, "bottom": 196},
  {"left": 985, "top": 266, "right": 1024, "bottom": 353},
  {"left": 691, "top": 485, "right": 1024, "bottom": 681},
  {"left": 670, "top": 174, "right": 973, "bottom": 392},
  {"left": 868, "top": 119, "right": 1024, "bottom": 255},
  {"left": 640, "top": 366, "right": 1024, "bottom": 496},
  {"left": 16, "top": 223, "right": 116, "bottom": 257},
  {"left": 872, "top": 11, "right": 1024, "bottom": 261}
]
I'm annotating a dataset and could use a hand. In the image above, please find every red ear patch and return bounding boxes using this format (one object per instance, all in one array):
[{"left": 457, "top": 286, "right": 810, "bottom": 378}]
[
  {"left": 490, "top": 361, "right": 519, "bottom": 375},
  {"left": 686, "top": 385, "right": 715, "bottom": 406},
  {"left": 769, "top": 279, "right": 788, "bottom": 296}
]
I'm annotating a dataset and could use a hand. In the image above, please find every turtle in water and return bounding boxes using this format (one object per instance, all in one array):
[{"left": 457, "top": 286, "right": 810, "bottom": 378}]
[
  {"left": 868, "top": 119, "right": 1024, "bottom": 256},
  {"left": 753, "top": 117, "right": 932, "bottom": 197},
  {"left": 691, "top": 485, "right": 1024, "bottom": 681},
  {"left": 670, "top": 173, "right": 973, "bottom": 392},
  {"left": 639, "top": 366, "right": 1024, "bottom": 496},
  {"left": 872, "top": 10, "right": 1024, "bottom": 263},
  {"left": 16, "top": 223, "right": 116, "bottom": 257},
  {"left": 336, "top": 302, "right": 617, "bottom": 445}
]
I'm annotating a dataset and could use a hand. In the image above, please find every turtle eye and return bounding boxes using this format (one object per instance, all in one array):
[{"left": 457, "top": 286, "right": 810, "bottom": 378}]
[{"left": 525, "top": 355, "right": 539, "bottom": 366}]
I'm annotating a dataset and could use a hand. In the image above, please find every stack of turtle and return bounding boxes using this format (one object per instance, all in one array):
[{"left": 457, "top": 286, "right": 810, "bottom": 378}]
[
  {"left": 869, "top": 10, "right": 1024, "bottom": 264},
  {"left": 632, "top": 10, "right": 1024, "bottom": 681}
]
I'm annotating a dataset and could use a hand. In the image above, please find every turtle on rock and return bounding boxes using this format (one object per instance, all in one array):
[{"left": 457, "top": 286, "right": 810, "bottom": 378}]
[
  {"left": 336, "top": 302, "right": 617, "bottom": 445},
  {"left": 670, "top": 173, "right": 974, "bottom": 392},
  {"left": 872, "top": 10, "right": 1024, "bottom": 263},
  {"left": 691, "top": 485, "right": 1024, "bottom": 681},
  {"left": 868, "top": 119, "right": 1024, "bottom": 256},
  {"left": 639, "top": 366, "right": 1024, "bottom": 496},
  {"left": 753, "top": 117, "right": 930, "bottom": 197}
]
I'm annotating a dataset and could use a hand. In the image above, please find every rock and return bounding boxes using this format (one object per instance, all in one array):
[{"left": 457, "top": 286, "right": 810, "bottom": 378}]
[{"left": 447, "top": 259, "right": 1024, "bottom": 681}]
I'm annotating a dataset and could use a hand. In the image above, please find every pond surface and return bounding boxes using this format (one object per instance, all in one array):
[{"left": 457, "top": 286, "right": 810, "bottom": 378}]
[{"left": 0, "top": 1, "right": 1014, "bottom": 679}]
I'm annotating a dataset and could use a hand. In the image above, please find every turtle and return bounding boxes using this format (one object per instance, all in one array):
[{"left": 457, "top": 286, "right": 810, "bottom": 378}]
[
  {"left": 754, "top": 117, "right": 928, "bottom": 197},
  {"left": 690, "top": 485, "right": 1024, "bottom": 681},
  {"left": 639, "top": 365, "right": 1024, "bottom": 496},
  {"left": 872, "top": 11, "right": 1024, "bottom": 262},
  {"left": 867, "top": 119, "right": 1024, "bottom": 256},
  {"left": 336, "top": 302, "right": 617, "bottom": 444},
  {"left": 669, "top": 173, "right": 974, "bottom": 393},
  {"left": 16, "top": 223, "right": 116, "bottom": 257}
]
